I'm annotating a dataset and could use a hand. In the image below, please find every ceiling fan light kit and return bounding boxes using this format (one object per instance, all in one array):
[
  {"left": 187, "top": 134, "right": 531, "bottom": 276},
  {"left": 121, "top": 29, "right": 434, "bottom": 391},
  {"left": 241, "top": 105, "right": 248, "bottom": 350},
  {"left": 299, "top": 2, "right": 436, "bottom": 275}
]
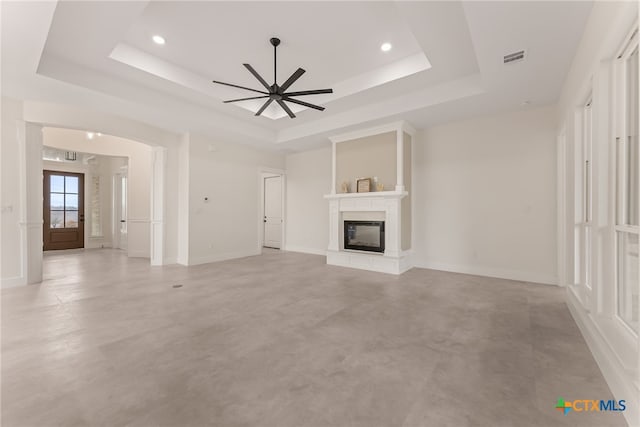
[{"left": 212, "top": 37, "right": 333, "bottom": 118}]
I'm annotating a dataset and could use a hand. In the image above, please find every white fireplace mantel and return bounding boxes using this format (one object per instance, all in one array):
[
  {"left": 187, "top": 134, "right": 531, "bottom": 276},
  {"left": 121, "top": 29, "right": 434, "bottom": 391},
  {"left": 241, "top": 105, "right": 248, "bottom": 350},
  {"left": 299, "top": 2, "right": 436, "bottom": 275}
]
[
  {"left": 323, "top": 191, "right": 411, "bottom": 275},
  {"left": 324, "top": 121, "right": 414, "bottom": 275},
  {"left": 323, "top": 190, "right": 407, "bottom": 200}
]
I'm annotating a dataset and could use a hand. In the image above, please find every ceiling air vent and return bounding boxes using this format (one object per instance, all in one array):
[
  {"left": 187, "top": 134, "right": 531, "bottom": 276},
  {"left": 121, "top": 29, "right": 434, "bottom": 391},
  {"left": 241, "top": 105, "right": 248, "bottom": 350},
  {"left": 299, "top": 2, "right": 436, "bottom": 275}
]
[{"left": 503, "top": 50, "right": 525, "bottom": 64}]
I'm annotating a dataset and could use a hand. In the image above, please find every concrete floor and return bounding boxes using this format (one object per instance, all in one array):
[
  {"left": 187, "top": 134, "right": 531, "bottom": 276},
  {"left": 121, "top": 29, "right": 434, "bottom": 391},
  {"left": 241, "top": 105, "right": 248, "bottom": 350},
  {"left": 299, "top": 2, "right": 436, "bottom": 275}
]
[{"left": 2, "top": 249, "right": 625, "bottom": 426}]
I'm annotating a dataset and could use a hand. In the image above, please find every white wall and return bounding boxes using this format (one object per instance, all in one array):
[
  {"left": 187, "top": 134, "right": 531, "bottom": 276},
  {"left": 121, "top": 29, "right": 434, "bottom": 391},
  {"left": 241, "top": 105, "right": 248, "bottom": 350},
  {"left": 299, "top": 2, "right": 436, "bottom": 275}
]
[
  {"left": 177, "top": 134, "right": 190, "bottom": 265},
  {"left": 1, "top": 97, "right": 44, "bottom": 286},
  {"left": 285, "top": 146, "right": 332, "bottom": 255},
  {"left": 186, "top": 134, "right": 285, "bottom": 265},
  {"left": 1, "top": 98, "right": 24, "bottom": 285},
  {"left": 414, "top": 106, "right": 558, "bottom": 284},
  {"left": 43, "top": 128, "right": 153, "bottom": 258},
  {"left": 285, "top": 107, "right": 558, "bottom": 284},
  {"left": 3, "top": 98, "right": 285, "bottom": 275}
]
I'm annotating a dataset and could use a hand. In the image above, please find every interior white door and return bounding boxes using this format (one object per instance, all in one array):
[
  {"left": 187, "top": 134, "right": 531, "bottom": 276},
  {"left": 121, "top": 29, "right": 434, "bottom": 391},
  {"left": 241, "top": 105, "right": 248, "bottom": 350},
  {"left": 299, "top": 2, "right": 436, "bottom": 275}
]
[
  {"left": 263, "top": 176, "right": 282, "bottom": 249},
  {"left": 114, "top": 173, "right": 128, "bottom": 250}
]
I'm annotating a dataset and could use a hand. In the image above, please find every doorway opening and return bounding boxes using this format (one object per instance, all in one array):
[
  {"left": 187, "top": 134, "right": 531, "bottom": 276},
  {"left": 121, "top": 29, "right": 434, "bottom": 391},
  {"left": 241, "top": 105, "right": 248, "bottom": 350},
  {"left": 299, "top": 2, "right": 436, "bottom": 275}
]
[
  {"left": 43, "top": 170, "right": 84, "bottom": 250},
  {"left": 260, "top": 170, "right": 285, "bottom": 251},
  {"left": 42, "top": 146, "right": 129, "bottom": 254},
  {"left": 15, "top": 122, "right": 167, "bottom": 286},
  {"left": 113, "top": 170, "right": 128, "bottom": 251}
]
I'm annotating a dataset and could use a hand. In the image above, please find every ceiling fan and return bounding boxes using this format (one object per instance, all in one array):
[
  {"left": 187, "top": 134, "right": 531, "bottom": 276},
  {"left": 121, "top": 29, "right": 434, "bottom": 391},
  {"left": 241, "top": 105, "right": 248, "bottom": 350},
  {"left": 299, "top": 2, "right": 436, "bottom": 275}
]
[{"left": 212, "top": 37, "right": 333, "bottom": 119}]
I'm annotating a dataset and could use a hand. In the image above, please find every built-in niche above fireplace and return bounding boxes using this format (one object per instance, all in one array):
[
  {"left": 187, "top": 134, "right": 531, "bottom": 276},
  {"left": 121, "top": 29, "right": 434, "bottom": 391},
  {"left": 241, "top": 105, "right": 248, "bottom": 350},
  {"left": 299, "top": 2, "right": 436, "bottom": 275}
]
[{"left": 344, "top": 221, "right": 385, "bottom": 253}]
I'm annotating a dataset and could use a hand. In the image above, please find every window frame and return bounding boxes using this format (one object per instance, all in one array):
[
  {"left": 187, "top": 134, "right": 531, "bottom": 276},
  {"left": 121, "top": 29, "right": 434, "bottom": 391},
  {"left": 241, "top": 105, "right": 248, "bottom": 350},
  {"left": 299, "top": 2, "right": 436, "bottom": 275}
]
[{"left": 613, "top": 26, "right": 639, "bottom": 336}]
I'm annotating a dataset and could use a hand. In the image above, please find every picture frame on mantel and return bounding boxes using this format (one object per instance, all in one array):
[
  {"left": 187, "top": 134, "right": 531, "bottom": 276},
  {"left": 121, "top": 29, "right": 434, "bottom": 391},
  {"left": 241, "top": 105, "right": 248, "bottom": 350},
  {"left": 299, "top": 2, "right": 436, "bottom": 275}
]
[{"left": 356, "top": 178, "right": 371, "bottom": 193}]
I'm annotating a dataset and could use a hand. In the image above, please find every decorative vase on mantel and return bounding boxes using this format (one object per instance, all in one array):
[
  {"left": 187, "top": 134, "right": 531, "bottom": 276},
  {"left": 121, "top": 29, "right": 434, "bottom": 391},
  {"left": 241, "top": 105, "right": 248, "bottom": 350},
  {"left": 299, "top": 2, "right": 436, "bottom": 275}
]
[{"left": 372, "top": 176, "right": 384, "bottom": 192}]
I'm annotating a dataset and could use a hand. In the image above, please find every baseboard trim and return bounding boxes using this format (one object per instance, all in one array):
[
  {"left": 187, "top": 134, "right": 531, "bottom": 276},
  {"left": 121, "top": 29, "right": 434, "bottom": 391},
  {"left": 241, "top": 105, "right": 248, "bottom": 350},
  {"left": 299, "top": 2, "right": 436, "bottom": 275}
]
[
  {"left": 566, "top": 290, "right": 639, "bottom": 426},
  {"left": 86, "top": 243, "right": 113, "bottom": 249},
  {"left": 284, "top": 245, "right": 327, "bottom": 256},
  {"left": 1, "top": 276, "right": 25, "bottom": 288},
  {"left": 413, "top": 260, "right": 557, "bottom": 285},
  {"left": 127, "top": 251, "right": 149, "bottom": 258},
  {"left": 189, "top": 250, "right": 261, "bottom": 266}
]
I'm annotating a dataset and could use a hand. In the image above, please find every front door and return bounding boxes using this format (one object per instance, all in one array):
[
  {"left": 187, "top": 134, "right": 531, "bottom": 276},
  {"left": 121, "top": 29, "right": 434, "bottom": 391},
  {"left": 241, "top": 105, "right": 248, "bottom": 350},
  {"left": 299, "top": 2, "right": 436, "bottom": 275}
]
[
  {"left": 43, "top": 171, "right": 84, "bottom": 250},
  {"left": 263, "top": 176, "right": 282, "bottom": 249}
]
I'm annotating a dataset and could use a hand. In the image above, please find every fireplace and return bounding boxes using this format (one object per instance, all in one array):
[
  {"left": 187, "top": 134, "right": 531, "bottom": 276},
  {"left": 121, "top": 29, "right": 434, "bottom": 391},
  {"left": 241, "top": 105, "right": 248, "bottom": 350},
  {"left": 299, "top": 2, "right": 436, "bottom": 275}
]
[{"left": 344, "top": 221, "right": 385, "bottom": 253}]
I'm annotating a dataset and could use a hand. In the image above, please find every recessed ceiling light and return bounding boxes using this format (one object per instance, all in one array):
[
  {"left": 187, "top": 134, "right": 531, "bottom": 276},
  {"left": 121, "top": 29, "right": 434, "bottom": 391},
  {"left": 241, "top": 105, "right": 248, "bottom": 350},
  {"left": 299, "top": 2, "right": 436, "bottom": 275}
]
[
  {"left": 86, "top": 132, "right": 95, "bottom": 140},
  {"left": 152, "top": 35, "right": 166, "bottom": 45},
  {"left": 380, "top": 42, "right": 392, "bottom": 52}
]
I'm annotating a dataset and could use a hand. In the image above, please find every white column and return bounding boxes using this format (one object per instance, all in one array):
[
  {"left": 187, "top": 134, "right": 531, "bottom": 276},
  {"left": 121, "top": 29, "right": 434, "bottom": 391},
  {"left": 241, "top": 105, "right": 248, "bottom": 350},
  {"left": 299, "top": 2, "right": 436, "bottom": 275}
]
[
  {"left": 327, "top": 200, "right": 340, "bottom": 251},
  {"left": 176, "top": 133, "right": 190, "bottom": 265},
  {"left": 18, "top": 121, "right": 43, "bottom": 284},
  {"left": 384, "top": 199, "right": 401, "bottom": 258},
  {"left": 150, "top": 146, "right": 166, "bottom": 266},
  {"left": 331, "top": 141, "right": 337, "bottom": 194},
  {"left": 395, "top": 129, "right": 404, "bottom": 192}
]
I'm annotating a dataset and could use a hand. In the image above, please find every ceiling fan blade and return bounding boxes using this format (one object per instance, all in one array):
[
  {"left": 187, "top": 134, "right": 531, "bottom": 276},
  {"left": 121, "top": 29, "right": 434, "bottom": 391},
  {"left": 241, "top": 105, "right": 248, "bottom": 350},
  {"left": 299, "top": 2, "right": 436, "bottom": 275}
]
[
  {"left": 255, "top": 98, "right": 274, "bottom": 116},
  {"left": 279, "top": 68, "right": 305, "bottom": 93},
  {"left": 283, "top": 89, "right": 333, "bottom": 97},
  {"left": 283, "top": 97, "right": 325, "bottom": 111},
  {"left": 212, "top": 80, "right": 268, "bottom": 95},
  {"left": 223, "top": 95, "right": 269, "bottom": 103},
  {"left": 243, "top": 64, "right": 271, "bottom": 91},
  {"left": 276, "top": 99, "right": 296, "bottom": 118}
]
